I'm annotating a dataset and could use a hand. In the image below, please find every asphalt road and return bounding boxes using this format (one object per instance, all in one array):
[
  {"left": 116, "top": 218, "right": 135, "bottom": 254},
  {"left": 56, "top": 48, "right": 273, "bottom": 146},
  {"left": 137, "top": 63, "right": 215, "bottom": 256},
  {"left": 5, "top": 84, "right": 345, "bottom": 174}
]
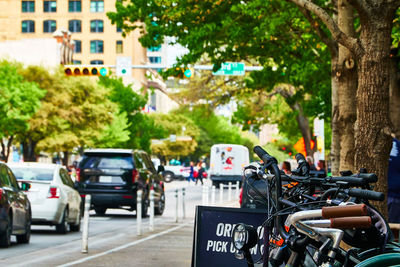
[{"left": 0, "top": 179, "right": 239, "bottom": 267}]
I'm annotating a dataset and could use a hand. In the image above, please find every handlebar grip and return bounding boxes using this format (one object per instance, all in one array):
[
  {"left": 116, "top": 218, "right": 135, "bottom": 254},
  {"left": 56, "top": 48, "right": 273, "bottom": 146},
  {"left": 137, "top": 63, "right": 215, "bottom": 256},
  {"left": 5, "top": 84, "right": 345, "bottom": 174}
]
[
  {"left": 253, "top": 146, "right": 277, "bottom": 164},
  {"left": 348, "top": 188, "right": 385, "bottom": 201},
  {"left": 328, "top": 176, "right": 366, "bottom": 185},
  {"left": 330, "top": 216, "right": 372, "bottom": 229},
  {"left": 354, "top": 173, "right": 378, "bottom": 183},
  {"left": 322, "top": 204, "right": 368, "bottom": 219}
]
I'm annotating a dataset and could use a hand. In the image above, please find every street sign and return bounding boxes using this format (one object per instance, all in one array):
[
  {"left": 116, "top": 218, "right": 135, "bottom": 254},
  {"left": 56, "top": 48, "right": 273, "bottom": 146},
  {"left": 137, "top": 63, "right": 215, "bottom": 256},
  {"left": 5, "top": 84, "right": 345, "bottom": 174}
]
[
  {"left": 212, "top": 62, "right": 245, "bottom": 76},
  {"left": 116, "top": 57, "right": 132, "bottom": 77}
]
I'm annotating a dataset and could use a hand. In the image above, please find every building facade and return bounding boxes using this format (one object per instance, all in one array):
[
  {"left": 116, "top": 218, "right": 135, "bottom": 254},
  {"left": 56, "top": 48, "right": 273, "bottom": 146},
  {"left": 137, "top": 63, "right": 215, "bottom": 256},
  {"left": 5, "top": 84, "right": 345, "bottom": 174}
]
[{"left": 0, "top": 0, "right": 148, "bottom": 88}]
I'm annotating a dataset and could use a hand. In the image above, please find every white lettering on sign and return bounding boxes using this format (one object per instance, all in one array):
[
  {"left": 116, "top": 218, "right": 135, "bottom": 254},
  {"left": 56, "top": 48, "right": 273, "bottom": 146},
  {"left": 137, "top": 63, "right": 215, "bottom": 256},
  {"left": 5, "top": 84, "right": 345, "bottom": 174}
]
[
  {"left": 257, "top": 226, "right": 264, "bottom": 238},
  {"left": 224, "top": 224, "right": 232, "bottom": 237},
  {"left": 250, "top": 245, "right": 258, "bottom": 255},
  {"left": 216, "top": 223, "right": 224, "bottom": 236},
  {"left": 230, "top": 242, "right": 237, "bottom": 253},
  {"left": 206, "top": 240, "right": 214, "bottom": 251},
  {"left": 206, "top": 240, "right": 229, "bottom": 252},
  {"left": 215, "top": 223, "right": 237, "bottom": 237}
]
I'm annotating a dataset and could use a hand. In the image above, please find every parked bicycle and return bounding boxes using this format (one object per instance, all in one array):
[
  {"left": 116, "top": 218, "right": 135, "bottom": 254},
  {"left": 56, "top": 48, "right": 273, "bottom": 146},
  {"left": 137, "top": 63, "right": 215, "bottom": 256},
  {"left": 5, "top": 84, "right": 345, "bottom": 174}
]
[{"left": 232, "top": 146, "right": 400, "bottom": 267}]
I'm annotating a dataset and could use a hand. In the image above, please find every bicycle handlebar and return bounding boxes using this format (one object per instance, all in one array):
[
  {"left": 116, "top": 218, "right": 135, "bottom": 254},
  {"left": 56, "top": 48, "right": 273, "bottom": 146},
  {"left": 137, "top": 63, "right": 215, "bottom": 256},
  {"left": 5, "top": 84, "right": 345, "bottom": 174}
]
[
  {"left": 330, "top": 216, "right": 372, "bottom": 229},
  {"left": 322, "top": 204, "right": 368, "bottom": 218},
  {"left": 354, "top": 173, "right": 378, "bottom": 183},
  {"left": 253, "top": 146, "right": 278, "bottom": 165},
  {"left": 348, "top": 188, "right": 385, "bottom": 201},
  {"left": 328, "top": 176, "right": 366, "bottom": 185}
]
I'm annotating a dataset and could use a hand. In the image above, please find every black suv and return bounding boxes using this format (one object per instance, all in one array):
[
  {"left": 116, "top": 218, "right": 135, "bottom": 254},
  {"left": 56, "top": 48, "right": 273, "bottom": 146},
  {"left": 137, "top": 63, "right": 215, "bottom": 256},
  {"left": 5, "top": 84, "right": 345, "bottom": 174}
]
[{"left": 75, "top": 149, "right": 165, "bottom": 216}]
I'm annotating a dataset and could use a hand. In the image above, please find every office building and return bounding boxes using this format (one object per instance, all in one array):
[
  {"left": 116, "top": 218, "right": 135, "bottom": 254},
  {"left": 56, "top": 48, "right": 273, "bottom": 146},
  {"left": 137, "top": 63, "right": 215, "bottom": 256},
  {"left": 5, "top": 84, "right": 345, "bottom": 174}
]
[{"left": 0, "top": 0, "right": 147, "bottom": 89}]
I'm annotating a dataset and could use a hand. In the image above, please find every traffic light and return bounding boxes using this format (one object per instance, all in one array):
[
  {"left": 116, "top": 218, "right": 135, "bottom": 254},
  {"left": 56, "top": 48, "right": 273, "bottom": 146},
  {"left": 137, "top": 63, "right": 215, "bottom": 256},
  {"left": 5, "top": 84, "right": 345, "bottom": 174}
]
[
  {"left": 64, "top": 65, "right": 111, "bottom": 77},
  {"left": 167, "top": 67, "right": 193, "bottom": 78}
]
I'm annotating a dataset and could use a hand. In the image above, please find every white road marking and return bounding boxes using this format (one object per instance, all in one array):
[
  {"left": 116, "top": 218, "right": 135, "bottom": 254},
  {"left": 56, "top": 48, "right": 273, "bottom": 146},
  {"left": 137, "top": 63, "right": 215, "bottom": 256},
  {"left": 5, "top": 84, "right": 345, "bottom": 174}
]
[{"left": 57, "top": 223, "right": 189, "bottom": 267}]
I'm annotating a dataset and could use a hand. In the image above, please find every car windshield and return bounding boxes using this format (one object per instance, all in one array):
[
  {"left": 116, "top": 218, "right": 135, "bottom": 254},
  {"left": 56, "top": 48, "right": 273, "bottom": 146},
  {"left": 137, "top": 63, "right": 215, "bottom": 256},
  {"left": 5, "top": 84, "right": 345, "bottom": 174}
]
[
  {"left": 80, "top": 154, "right": 133, "bottom": 169},
  {"left": 10, "top": 167, "right": 54, "bottom": 181}
]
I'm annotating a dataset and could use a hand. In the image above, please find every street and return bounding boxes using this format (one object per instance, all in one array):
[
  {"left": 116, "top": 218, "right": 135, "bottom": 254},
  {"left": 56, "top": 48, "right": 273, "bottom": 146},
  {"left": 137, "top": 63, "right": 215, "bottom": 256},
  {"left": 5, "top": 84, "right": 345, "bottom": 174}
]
[{"left": 0, "top": 180, "right": 239, "bottom": 267}]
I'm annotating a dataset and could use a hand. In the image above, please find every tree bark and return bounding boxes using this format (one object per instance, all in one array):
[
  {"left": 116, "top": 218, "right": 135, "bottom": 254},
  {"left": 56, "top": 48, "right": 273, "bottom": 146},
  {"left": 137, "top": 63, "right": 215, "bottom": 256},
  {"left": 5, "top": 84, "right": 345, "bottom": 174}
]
[
  {"left": 22, "top": 137, "right": 38, "bottom": 162},
  {"left": 389, "top": 49, "right": 400, "bottom": 137},
  {"left": 0, "top": 136, "right": 13, "bottom": 163},
  {"left": 276, "top": 86, "right": 314, "bottom": 157},
  {"left": 293, "top": 103, "right": 314, "bottom": 157},
  {"left": 337, "top": 0, "right": 357, "bottom": 173},
  {"left": 354, "top": 17, "right": 395, "bottom": 218},
  {"left": 331, "top": 53, "right": 341, "bottom": 175},
  {"left": 62, "top": 151, "right": 69, "bottom": 166}
]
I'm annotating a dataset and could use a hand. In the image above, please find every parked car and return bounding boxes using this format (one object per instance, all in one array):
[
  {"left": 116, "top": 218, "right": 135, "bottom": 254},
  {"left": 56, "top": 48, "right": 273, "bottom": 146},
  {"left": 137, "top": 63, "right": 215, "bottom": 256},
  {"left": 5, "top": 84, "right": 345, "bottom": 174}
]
[
  {"left": 151, "top": 158, "right": 207, "bottom": 182},
  {"left": 0, "top": 163, "right": 32, "bottom": 247},
  {"left": 76, "top": 149, "right": 165, "bottom": 216},
  {"left": 7, "top": 162, "right": 81, "bottom": 234}
]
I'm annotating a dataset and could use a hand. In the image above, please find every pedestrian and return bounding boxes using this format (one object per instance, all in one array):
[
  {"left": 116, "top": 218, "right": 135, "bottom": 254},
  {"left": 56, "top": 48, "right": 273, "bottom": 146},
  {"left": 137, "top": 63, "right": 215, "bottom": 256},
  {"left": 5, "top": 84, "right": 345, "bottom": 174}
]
[
  {"left": 282, "top": 161, "right": 291, "bottom": 174},
  {"left": 306, "top": 156, "right": 317, "bottom": 170},
  {"left": 188, "top": 161, "right": 195, "bottom": 183},
  {"left": 317, "top": 160, "right": 326, "bottom": 176},
  {"left": 196, "top": 162, "right": 205, "bottom": 185},
  {"left": 388, "top": 137, "right": 400, "bottom": 224}
]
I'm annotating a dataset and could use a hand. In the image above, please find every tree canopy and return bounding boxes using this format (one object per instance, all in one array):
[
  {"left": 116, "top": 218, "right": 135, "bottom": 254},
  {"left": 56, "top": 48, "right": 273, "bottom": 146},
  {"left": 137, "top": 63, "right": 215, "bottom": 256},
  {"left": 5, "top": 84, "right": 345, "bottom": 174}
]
[{"left": 0, "top": 61, "right": 45, "bottom": 161}]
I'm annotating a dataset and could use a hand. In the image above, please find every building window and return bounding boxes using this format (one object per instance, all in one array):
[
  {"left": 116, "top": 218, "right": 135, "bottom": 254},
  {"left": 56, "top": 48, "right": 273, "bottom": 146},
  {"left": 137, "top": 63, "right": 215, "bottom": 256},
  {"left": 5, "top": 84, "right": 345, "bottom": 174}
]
[
  {"left": 90, "top": 60, "right": 103, "bottom": 65},
  {"left": 43, "top": 1, "right": 57, "bottom": 12},
  {"left": 116, "top": 41, "right": 123, "bottom": 54},
  {"left": 22, "top": 1, "right": 35, "bottom": 12},
  {"left": 73, "top": 60, "right": 81, "bottom": 64},
  {"left": 74, "top": 40, "right": 81, "bottom": 53},
  {"left": 90, "top": 0, "right": 103, "bottom": 12},
  {"left": 90, "top": 40, "right": 103, "bottom": 53},
  {"left": 149, "top": 56, "right": 162, "bottom": 64},
  {"left": 69, "top": 20, "right": 81, "bottom": 33},
  {"left": 21, "top": 20, "right": 35, "bottom": 33},
  {"left": 148, "top": 46, "right": 161, "bottom": 52},
  {"left": 90, "top": 20, "right": 103, "bottom": 33},
  {"left": 43, "top": 20, "right": 56, "bottom": 33},
  {"left": 68, "top": 0, "right": 81, "bottom": 12},
  {"left": 116, "top": 27, "right": 122, "bottom": 33}
]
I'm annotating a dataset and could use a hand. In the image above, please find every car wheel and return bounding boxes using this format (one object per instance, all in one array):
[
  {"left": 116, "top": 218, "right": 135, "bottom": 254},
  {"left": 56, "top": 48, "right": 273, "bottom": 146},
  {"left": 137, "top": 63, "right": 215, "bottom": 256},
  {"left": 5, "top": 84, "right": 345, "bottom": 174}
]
[
  {"left": 0, "top": 213, "right": 12, "bottom": 247},
  {"left": 155, "top": 193, "right": 165, "bottom": 216},
  {"left": 69, "top": 214, "right": 81, "bottom": 232},
  {"left": 212, "top": 181, "right": 220, "bottom": 187},
  {"left": 16, "top": 211, "right": 31, "bottom": 244},
  {"left": 163, "top": 171, "right": 174, "bottom": 183},
  {"left": 56, "top": 208, "right": 69, "bottom": 234},
  {"left": 94, "top": 207, "right": 107, "bottom": 215}
]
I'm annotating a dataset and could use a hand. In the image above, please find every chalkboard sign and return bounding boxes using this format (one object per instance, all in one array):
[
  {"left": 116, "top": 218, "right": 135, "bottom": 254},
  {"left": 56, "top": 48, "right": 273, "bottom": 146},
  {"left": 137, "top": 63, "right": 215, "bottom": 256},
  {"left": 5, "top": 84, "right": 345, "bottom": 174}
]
[{"left": 191, "top": 206, "right": 268, "bottom": 267}]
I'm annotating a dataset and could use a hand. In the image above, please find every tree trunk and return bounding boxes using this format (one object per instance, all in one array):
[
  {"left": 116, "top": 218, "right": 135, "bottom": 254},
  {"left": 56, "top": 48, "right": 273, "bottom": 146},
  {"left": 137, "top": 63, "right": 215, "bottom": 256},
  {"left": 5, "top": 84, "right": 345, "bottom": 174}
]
[
  {"left": 354, "top": 19, "right": 394, "bottom": 218},
  {"left": 22, "top": 137, "right": 38, "bottom": 162},
  {"left": 0, "top": 140, "right": 6, "bottom": 162},
  {"left": 331, "top": 53, "right": 340, "bottom": 175},
  {"left": 293, "top": 103, "right": 313, "bottom": 157},
  {"left": 62, "top": 151, "right": 69, "bottom": 166},
  {"left": 337, "top": 0, "right": 357, "bottom": 173},
  {"left": 389, "top": 49, "right": 400, "bottom": 137},
  {"left": 278, "top": 87, "right": 314, "bottom": 157},
  {"left": 0, "top": 136, "right": 13, "bottom": 163}
]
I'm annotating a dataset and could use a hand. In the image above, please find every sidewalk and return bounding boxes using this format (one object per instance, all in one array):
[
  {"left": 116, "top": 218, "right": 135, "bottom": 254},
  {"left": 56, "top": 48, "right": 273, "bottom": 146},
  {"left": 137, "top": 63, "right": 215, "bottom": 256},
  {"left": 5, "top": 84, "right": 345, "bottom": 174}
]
[
  {"left": 69, "top": 222, "right": 194, "bottom": 267},
  {"left": 58, "top": 201, "right": 240, "bottom": 267}
]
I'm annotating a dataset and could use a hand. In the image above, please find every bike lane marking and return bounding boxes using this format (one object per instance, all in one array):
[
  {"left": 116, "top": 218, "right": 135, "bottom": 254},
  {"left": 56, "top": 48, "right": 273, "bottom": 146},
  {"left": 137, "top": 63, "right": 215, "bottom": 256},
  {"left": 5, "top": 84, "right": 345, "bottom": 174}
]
[{"left": 57, "top": 223, "right": 190, "bottom": 267}]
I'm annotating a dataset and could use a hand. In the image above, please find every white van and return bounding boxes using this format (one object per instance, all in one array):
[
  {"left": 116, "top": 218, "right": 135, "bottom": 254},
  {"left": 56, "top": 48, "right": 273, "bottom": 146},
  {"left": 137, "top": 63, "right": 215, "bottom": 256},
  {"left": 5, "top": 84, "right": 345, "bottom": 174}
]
[{"left": 209, "top": 144, "right": 249, "bottom": 186}]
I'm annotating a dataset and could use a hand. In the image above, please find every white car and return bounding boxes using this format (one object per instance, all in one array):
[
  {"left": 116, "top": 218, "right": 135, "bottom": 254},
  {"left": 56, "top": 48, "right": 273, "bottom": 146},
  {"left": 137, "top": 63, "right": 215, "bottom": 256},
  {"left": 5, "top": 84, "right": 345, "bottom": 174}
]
[{"left": 7, "top": 162, "right": 81, "bottom": 234}]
